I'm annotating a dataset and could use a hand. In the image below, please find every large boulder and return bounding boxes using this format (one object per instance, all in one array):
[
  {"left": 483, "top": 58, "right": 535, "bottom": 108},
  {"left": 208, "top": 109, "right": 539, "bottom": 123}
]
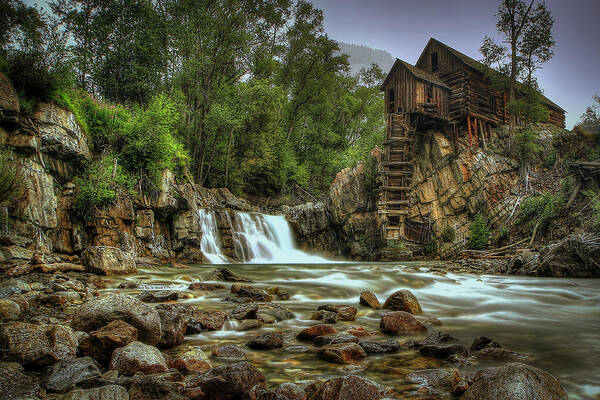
[
  {"left": 461, "top": 362, "right": 568, "bottom": 400},
  {"left": 313, "top": 375, "right": 384, "bottom": 400},
  {"left": 283, "top": 202, "right": 330, "bottom": 237},
  {"left": 383, "top": 290, "right": 423, "bottom": 314},
  {"left": 187, "top": 361, "right": 266, "bottom": 400},
  {"left": 33, "top": 102, "right": 91, "bottom": 161},
  {"left": 0, "top": 322, "right": 77, "bottom": 367},
  {"left": 155, "top": 303, "right": 227, "bottom": 332},
  {"left": 359, "top": 291, "right": 381, "bottom": 309},
  {"left": 71, "top": 294, "right": 162, "bottom": 345},
  {"left": 109, "top": 341, "right": 168, "bottom": 376},
  {"left": 0, "top": 362, "right": 41, "bottom": 399},
  {"left": 329, "top": 162, "right": 369, "bottom": 225},
  {"left": 297, "top": 324, "right": 337, "bottom": 341},
  {"left": 157, "top": 308, "right": 186, "bottom": 348},
  {"left": 46, "top": 357, "right": 101, "bottom": 393},
  {"left": 82, "top": 246, "right": 137, "bottom": 275},
  {"left": 170, "top": 347, "right": 212, "bottom": 373},
  {"left": 0, "top": 73, "right": 19, "bottom": 123},
  {"left": 79, "top": 320, "right": 138, "bottom": 364},
  {"left": 380, "top": 311, "right": 426, "bottom": 334},
  {"left": 247, "top": 332, "right": 284, "bottom": 350}
]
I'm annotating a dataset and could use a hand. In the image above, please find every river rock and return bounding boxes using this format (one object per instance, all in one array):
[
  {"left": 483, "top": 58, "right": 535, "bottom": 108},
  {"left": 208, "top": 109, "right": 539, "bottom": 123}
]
[
  {"left": 170, "top": 347, "right": 212, "bottom": 372},
  {"left": 407, "top": 368, "right": 467, "bottom": 396},
  {"left": 383, "top": 290, "right": 422, "bottom": 314},
  {"left": 248, "top": 386, "right": 288, "bottom": 400},
  {"left": 406, "top": 331, "right": 459, "bottom": 348},
  {"left": 297, "top": 324, "right": 337, "bottom": 341},
  {"left": 276, "top": 382, "right": 307, "bottom": 400},
  {"left": 317, "top": 343, "right": 367, "bottom": 364},
  {"left": 238, "top": 287, "right": 272, "bottom": 302},
  {"left": 359, "top": 291, "right": 381, "bottom": 309},
  {"left": 317, "top": 304, "right": 357, "bottom": 321},
  {"left": 313, "top": 375, "right": 383, "bottom": 400},
  {"left": 82, "top": 246, "right": 137, "bottom": 275},
  {"left": 46, "top": 357, "right": 101, "bottom": 392},
  {"left": 156, "top": 303, "right": 227, "bottom": 332},
  {"left": 0, "top": 322, "right": 77, "bottom": 367},
  {"left": 358, "top": 339, "right": 400, "bottom": 354},
  {"left": 57, "top": 385, "right": 129, "bottom": 400},
  {"left": 0, "top": 298, "right": 21, "bottom": 320},
  {"left": 0, "top": 278, "right": 30, "bottom": 298},
  {"left": 109, "top": 341, "right": 168, "bottom": 376},
  {"left": 380, "top": 311, "right": 426, "bottom": 334},
  {"left": 469, "top": 336, "right": 529, "bottom": 360},
  {"left": 189, "top": 282, "right": 225, "bottom": 291},
  {"left": 71, "top": 294, "right": 161, "bottom": 345},
  {"left": 137, "top": 291, "right": 180, "bottom": 303},
  {"left": 238, "top": 319, "right": 264, "bottom": 330},
  {"left": 247, "top": 332, "right": 284, "bottom": 350},
  {"left": 187, "top": 361, "right": 265, "bottom": 400},
  {"left": 231, "top": 303, "right": 259, "bottom": 320},
  {"left": 313, "top": 333, "right": 359, "bottom": 347},
  {"left": 311, "top": 310, "right": 338, "bottom": 324},
  {"left": 257, "top": 303, "right": 295, "bottom": 322},
  {"left": 209, "top": 268, "right": 252, "bottom": 282},
  {"left": 79, "top": 320, "right": 138, "bottom": 364},
  {"left": 419, "top": 344, "right": 468, "bottom": 359},
  {"left": 157, "top": 308, "right": 186, "bottom": 348},
  {"left": 0, "top": 362, "right": 41, "bottom": 399},
  {"left": 212, "top": 345, "right": 247, "bottom": 361},
  {"left": 462, "top": 362, "right": 568, "bottom": 400}
]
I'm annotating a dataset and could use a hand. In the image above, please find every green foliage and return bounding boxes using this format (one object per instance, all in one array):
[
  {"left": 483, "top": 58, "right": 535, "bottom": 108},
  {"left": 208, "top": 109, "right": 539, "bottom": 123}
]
[
  {"left": 583, "top": 190, "right": 600, "bottom": 232},
  {"left": 513, "top": 126, "right": 540, "bottom": 162},
  {"left": 363, "top": 155, "right": 379, "bottom": 202},
  {"left": 358, "top": 233, "right": 385, "bottom": 260},
  {"left": 495, "top": 225, "right": 510, "bottom": 246},
  {"left": 422, "top": 238, "right": 438, "bottom": 256},
  {"left": 74, "top": 155, "right": 136, "bottom": 215},
  {"left": 0, "top": 148, "right": 26, "bottom": 206},
  {"left": 518, "top": 192, "right": 557, "bottom": 233},
  {"left": 559, "top": 176, "right": 573, "bottom": 204},
  {"left": 543, "top": 149, "right": 556, "bottom": 168},
  {"left": 506, "top": 87, "right": 550, "bottom": 125},
  {"left": 440, "top": 225, "right": 456, "bottom": 243},
  {"left": 469, "top": 214, "right": 489, "bottom": 250}
]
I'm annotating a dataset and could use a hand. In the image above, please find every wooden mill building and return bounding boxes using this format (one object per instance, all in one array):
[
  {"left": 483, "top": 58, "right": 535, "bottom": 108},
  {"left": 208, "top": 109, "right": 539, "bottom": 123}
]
[{"left": 379, "top": 38, "right": 566, "bottom": 240}]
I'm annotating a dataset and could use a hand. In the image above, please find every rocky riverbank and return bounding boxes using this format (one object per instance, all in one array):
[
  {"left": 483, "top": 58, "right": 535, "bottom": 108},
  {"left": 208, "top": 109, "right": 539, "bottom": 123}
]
[{"left": 0, "top": 266, "right": 574, "bottom": 400}]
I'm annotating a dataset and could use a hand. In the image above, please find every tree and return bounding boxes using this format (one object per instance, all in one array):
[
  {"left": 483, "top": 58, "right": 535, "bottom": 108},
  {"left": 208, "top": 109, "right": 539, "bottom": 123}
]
[
  {"left": 579, "top": 94, "right": 600, "bottom": 133},
  {"left": 482, "top": 0, "right": 555, "bottom": 133}
]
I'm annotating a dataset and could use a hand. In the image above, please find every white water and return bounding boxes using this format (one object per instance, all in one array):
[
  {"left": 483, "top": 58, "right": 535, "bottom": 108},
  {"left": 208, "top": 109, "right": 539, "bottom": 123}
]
[
  {"left": 229, "top": 212, "right": 329, "bottom": 264},
  {"left": 196, "top": 208, "right": 328, "bottom": 264},
  {"left": 197, "top": 209, "right": 229, "bottom": 264}
]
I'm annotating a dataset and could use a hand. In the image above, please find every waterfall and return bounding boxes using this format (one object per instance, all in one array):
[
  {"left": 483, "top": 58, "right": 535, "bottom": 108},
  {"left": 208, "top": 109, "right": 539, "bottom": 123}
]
[
  {"left": 229, "top": 212, "right": 328, "bottom": 264},
  {"left": 197, "top": 209, "right": 229, "bottom": 264}
]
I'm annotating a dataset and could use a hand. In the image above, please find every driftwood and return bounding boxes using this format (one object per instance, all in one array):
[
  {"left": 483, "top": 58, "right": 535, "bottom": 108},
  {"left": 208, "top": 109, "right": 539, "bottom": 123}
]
[
  {"left": 5, "top": 262, "right": 85, "bottom": 277},
  {"left": 461, "top": 238, "right": 529, "bottom": 259}
]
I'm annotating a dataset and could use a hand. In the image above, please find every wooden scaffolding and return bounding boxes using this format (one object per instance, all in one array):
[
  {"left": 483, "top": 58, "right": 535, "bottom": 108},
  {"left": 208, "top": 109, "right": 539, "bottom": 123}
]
[{"left": 378, "top": 112, "right": 417, "bottom": 240}]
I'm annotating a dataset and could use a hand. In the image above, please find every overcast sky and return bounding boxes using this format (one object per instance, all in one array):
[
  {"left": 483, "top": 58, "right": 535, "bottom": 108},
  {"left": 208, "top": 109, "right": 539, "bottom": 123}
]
[{"left": 310, "top": 0, "right": 600, "bottom": 128}]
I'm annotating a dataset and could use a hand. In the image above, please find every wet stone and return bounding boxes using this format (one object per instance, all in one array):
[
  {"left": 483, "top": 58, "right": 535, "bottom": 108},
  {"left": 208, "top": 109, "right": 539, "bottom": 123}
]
[
  {"left": 156, "top": 303, "right": 227, "bottom": 332},
  {"left": 109, "top": 341, "right": 168, "bottom": 376},
  {"left": 212, "top": 345, "right": 247, "bottom": 361},
  {"left": 247, "top": 332, "right": 284, "bottom": 350},
  {"left": 238, "top": 319, "right": 264, "bottom": 330},
  {"left": 358, "top": 339, "right": 401, "bottom": 354},
  {"left": 419, "top": 344, "right": 468, "bottom": 359},
  {"left": 79, "top": 320, "right": 138, "bottom": 365},
  {"left": 311, "top": 310, "right": 338, "bottom": 324},
  {"left": 169, "top": 347, "right": 212, "bottom": 373},
  {"left": 209, "top": 268, "right": 252, "bottom": 282},
  {"left": 380, "top": 311, "right": 427, "bottom": 335},
  {"left": 46, "top": 356, "right": 101, "bottom": 393},
  {"left": 359, "top": 291, "right": 381, "bottom": 309},
  {"left": 137, "top": 291, "right": 180, "bottom": 303},
  {"left": 0, "top": 362, "right": 41, "bottom": 399},
  {"left": 383, "top": 289, "right": 423, "bottom": 315},
  {"left": 313, "top": 333, "right": 359, "bottom": 347},
  {"left": 317, "top": 342, "right": 367, "bottom": 364},
  {"left": 189, "top": 282, "right": 226, "bottom": 291},
  {"left": 231, "top": 303, "right": 259, "bottom": 320},
  {"left": 276, "top": 382, "right": 307, "bottom": 400},
  {"left": 297, "top": 324, "right": 337, "bottom": 341}
]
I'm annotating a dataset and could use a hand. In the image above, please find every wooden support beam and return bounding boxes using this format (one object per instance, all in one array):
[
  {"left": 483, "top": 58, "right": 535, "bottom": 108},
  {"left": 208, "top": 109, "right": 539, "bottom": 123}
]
[
  {"left": 467, "top": 115, "right": 472, "bottom": 147},
  {"left": 480, "top": 120, "right": 487, "bottom": 150},
  {"left": 474, "top": 117, "right": 478, "bottom": 149},
  {"left": 380, "top": 186, "right": 411, "bottom": 191}
]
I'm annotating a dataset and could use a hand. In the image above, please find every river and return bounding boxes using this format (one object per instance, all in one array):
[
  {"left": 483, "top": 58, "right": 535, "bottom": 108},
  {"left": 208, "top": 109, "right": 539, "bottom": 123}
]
[{"left": 108, "top": 262, "right": 600, "bottom": 399}]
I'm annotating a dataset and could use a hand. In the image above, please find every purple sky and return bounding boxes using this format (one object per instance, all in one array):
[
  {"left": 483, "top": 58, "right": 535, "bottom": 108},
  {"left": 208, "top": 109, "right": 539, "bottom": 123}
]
[{"left": 310, "top": 0, "right": 600, "bottom": 128}]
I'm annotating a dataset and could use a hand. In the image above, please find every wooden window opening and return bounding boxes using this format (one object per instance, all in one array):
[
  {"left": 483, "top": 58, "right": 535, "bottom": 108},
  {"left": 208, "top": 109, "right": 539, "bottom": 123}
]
[
  {"left": 431, "top": 52, "right": 438, "bottom": 73},
  {"left": 490, "top": 95, "right": 497, "bottom": 116},
  {"left": 426, "top": 83, "right": 433, "bottom": 103},
  {"left": 388, "top": 88, "right": 395, "bottom": 114}
]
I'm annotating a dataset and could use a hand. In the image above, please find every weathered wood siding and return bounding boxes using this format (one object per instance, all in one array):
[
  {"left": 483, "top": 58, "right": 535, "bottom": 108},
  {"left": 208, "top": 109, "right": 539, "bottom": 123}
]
[{"left": 383, "top": 63, "right": 449, "bottom": 120}]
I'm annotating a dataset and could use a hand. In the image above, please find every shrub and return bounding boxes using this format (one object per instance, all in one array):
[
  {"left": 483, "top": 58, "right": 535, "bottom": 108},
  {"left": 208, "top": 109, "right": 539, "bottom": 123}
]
[
  {"left": 469, "top": 214, "right": 489, "bottom": 250},
  {"left": 495, "top": 225, "right": 510, "bottom": 246},
  {"left": 513, "top": 126, "right": 540, "bottom": 163},
  {"left": 422, "top": 238, "right": 438, "bottom": 256},
  {"left": 74, "top": 155, "right": 136, "bottom": 216},
  {"left": 440, "top": 224, "right": 456, "bottom": 243},
  {"left": 518, "top": 192, "right": 557, "bottom": 233},
  {"left": 0, "top": 149, "right": 26, "bottom": 206},
  {"left": 363, "top": 155, "right": 379, "bottom": 202}
]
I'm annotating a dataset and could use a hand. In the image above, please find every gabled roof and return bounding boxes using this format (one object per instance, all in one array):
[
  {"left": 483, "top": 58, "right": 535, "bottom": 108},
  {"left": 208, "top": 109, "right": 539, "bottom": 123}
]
[
  {"left": 380, "top": 58, "right": 451, "bottom": 91},
  {"left": 417, "top": 38, "right": 565, "bottom": 113}
]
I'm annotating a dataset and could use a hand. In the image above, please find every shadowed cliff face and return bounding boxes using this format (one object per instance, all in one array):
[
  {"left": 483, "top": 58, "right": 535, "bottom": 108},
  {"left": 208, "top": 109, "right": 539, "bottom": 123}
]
[{"left": 286, "top": 131, "right": 521, "bottom": 260}]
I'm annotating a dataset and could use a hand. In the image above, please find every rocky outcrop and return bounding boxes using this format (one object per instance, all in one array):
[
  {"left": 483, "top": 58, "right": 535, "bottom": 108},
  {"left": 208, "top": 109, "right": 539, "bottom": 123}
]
[
  {"left": 82, "top": 246, "right": 137, "bottom": 275},
  {"left": 0, "top": 73, "right": 19, "bottom": 123}
]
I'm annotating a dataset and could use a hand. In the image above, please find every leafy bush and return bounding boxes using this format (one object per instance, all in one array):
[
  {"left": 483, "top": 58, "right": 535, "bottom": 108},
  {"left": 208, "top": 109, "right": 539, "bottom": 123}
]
[
  {"left": 422, "top": 238, "right": 438, "bottom": 256},
  {"left": 74, "top": 155, "right": 136, "bottom": 215},
  {"left": 469, "top": 214, "right": 489, "bottom": 250},
  {"left": 543, "top": 150, "right": 556, "bottom": 168},
  {"left": 518, "top": 192, "right": 557, "bottom": 233},
  {"left": 495, "top": 225, "right": 510, "bottom": 246},
  {"left": 513, "top": 126, "right": 540, "bottom": 163},
  {"left": 440, "top": 224, "right": 456, "bottom": 243},
  {"left": 0, "top": 149, "right": 26, "bottom": 206}
]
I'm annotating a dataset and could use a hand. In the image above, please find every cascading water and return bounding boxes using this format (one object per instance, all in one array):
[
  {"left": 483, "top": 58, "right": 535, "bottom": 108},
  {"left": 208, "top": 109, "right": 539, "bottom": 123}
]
[
  {"left": 197, "top": 209, "right": 229, "bottom": 264},
  {"left": 228, "top": 212, "right": 328, "bottom": 264}
]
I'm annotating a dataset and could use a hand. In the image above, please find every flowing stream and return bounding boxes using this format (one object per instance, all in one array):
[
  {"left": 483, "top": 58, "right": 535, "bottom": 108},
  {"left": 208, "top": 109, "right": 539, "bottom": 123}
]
[{"left": 111, "top": 263, "right": 600, "bottom": 399}]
